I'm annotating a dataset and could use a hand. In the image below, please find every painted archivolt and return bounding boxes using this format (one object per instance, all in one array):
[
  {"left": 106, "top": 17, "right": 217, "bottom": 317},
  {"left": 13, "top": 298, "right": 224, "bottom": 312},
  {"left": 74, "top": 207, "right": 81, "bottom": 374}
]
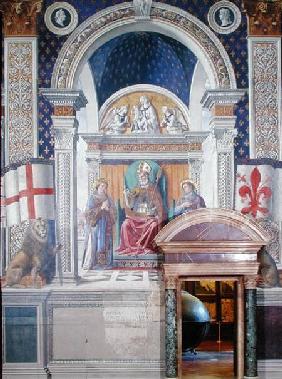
[
  {"left": 7, "top": 42, "right": 34, "bottom": 164},
  {"left": 53, "top": 5, "right": 134, "bottom": 89},
  {"left": 253, "top": 42, "right": 279, "bottom": 160},
  {"left": 52, "top": 3, "right": 234, "bottom": 90},
  {"left": 151, "top": 7, "right": 232, "bottom": 88}
]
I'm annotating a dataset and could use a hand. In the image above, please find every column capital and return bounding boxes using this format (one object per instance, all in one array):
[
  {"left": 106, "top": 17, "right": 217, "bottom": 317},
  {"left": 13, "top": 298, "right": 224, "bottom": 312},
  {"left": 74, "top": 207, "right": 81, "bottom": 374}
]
[
  {"left": 216, "top": 129, "right": 238, "bottom": 151},
  {"left": 40, "top": 89, "right": 88, "bottom": 113},
  {"left": 0, "top": 0, "right": 42, "bottom": 36},
  {"left": 242, "top": 0, "right": 282, "bottom": 36},
  {"left": 244, "top": 275, "right": 258, "bottom": 289},
  {"left": 164, "top": 275, "right": 178, "bottom": 290}
]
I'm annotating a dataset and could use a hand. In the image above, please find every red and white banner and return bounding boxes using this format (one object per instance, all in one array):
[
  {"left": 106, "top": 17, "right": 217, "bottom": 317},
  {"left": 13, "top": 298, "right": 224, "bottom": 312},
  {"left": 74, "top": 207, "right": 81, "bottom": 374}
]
[{"left": 2, "top": 162, "right": 55, "bottom": 226}]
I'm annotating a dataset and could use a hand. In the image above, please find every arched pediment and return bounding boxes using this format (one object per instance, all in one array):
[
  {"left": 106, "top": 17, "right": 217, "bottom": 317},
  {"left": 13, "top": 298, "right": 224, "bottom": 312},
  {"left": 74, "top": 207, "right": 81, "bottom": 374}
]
[{"left": 155, "top": 208, "right": 270, "bottom": 253}]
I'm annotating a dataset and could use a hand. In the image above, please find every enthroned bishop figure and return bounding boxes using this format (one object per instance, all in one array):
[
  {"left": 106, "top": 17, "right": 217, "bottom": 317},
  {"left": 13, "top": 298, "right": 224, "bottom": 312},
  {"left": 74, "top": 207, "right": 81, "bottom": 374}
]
[{"left": 116, "top": 161, "right": 165, "bottom": 255}]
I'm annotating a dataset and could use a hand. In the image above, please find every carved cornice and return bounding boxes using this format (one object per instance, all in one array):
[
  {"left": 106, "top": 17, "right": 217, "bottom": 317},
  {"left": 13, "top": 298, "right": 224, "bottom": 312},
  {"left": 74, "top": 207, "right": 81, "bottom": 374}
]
[
  {"left": 243, "top": 0, "right": 282, "bottom": 36},
  {"left": 158, "top": 241, "right": 267, "bottom": 254},
  {"left": 80, "top": 132, "right": 209, "bottom": 146},
  {"left": 201, "top": 90, "right": 246, "bottom": 110},
  {"left": 163, "top": 262, "right": 260, "bottom": 278},
  {"left": 0, "top": 0, "right": 42, "bottom": 36},
  {"left": 41, "top": 89, "right": 88, "bottom": 112}
]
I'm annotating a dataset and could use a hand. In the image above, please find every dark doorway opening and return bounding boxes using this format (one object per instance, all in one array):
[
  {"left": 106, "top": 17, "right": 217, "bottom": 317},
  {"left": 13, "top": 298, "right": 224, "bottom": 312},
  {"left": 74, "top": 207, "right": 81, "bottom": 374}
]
[{"left": 181, "top": 279, "right": 236, "bottom": 379}]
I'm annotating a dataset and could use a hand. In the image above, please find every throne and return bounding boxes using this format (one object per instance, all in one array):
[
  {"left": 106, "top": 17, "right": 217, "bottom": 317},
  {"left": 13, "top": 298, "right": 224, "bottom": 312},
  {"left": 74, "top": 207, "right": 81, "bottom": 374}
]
[{"left": 114, "top": 160, "right": 169, "bottom": 268}]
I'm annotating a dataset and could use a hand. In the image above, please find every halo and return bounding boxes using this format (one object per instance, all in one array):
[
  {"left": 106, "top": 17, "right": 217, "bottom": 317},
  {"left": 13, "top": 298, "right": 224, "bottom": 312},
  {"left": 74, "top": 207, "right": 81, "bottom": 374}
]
[
  {"left": 180, "top": 178, "right": 196, "bottom": 189},
  {"left": 93, "top": 178, "right": 108, "bottom": 190}
]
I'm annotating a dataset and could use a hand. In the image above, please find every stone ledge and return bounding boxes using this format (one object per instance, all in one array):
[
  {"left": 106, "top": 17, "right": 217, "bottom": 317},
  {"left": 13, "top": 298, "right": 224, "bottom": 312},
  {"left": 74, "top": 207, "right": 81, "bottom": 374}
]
[
  {"left": 257, "top": 288, "right": 282, "bottom": 306},
  {"left": 258, "top": 359, "right": 282, "bottom": 379}
]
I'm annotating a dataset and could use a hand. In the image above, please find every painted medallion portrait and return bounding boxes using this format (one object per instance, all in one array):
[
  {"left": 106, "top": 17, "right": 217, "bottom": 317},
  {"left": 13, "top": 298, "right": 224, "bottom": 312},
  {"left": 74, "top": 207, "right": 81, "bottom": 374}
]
[{"left": 44, "top": 1, "right": 78, "bottom": 35}]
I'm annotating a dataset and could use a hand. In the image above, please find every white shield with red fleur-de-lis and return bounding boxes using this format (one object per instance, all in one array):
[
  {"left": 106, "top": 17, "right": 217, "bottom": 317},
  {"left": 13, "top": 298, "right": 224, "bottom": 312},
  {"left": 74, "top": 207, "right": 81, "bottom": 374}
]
[{"left": 235, "top": 165, "right": 273, "bottom": 219}]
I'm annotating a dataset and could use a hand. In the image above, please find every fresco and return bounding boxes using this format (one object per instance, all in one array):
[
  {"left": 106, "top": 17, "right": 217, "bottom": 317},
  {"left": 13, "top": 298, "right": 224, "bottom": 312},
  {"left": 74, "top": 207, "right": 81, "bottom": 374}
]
[
  {"left": 78, "top": 158, "right": 208, "bottom": 270},
  {"left": 76, "top": 85, "right": 205, "bottom": 270}
]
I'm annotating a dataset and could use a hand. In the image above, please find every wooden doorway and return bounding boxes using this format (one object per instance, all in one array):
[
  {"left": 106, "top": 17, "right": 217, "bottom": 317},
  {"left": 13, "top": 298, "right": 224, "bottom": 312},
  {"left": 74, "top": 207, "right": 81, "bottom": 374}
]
[
  {"left": 177, "top": 277, "right": 244, "bottom": 379},
  {"left": 155, "top": 208, "right": 270, "bottom": 379}
]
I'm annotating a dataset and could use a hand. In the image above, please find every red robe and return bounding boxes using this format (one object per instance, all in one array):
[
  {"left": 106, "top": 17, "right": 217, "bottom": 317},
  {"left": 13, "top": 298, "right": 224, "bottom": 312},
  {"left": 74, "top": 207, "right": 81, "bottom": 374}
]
[{"left": 116, "top": 184, "right": 165, "bottom": 255}]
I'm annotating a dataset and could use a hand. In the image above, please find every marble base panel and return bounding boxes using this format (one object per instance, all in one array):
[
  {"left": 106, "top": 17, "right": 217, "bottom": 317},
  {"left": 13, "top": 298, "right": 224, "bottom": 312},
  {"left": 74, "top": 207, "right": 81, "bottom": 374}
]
[
  {"left": 2, "top": 273, "right": 165, "bottom": 379},
  {"left": 258, "top": 359, "right": 282, "bottom": 379},
  {"left": 2, "top": 368, "right": 47, "bottom": 379},
  {"left": 47, "top": 363, "right": 165, "bottom": 379}
]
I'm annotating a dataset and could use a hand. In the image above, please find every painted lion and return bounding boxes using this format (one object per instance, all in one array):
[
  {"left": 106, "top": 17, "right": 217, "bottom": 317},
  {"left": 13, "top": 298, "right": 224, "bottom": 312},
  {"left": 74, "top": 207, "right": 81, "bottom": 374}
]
[{"left": 5, "top": 219, "right": 49, "bottom": 287}]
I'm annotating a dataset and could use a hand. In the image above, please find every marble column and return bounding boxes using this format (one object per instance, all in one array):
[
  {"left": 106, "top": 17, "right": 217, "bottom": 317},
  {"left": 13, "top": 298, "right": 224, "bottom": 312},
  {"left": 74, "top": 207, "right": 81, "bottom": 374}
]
[
  {"left": 244, "top": 276, "right": 259, "bottom": 379},
  {"left": 201, "top": 90, "right": 245, "bottom": 208},
  {"left": 41, "top": 89, "right": 87, "bottom": 283},
  {"left": 165, "top": 276, "right": 178, "bottom": 379}
]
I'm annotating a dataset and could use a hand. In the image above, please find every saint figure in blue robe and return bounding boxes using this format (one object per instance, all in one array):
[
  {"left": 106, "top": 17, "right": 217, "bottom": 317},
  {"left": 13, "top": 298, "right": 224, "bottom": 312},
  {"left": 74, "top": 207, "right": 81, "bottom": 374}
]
[{"left": 82, "top": 178, "right": 116, "bottom": 269}]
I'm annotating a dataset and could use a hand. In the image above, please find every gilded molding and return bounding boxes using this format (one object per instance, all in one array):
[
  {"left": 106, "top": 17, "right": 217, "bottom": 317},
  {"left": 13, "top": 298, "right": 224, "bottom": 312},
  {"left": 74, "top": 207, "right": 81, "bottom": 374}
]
[
  {"left": 53, "top": 106, "right": 75, "bottom": 117},
  {"left": 212, "top": 104, "right": 234, "bottom": 117},
  {"left": 0, "top": 0, "right": 42, "bottom": 36},
  {"left": 243, "top": 0, "right": 282, "bottom": 36}
]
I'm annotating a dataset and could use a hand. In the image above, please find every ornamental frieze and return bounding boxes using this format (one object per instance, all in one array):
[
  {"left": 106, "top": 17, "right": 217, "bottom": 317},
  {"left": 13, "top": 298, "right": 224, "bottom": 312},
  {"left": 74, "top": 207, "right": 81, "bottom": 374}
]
[{"left": 87, "top": 143, "right": 202, "bottom": 153}]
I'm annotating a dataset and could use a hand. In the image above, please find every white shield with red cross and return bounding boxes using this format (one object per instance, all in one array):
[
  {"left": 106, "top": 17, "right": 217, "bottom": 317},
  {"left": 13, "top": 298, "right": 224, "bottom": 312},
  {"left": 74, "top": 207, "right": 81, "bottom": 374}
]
[{"left": 3, "top": 163, "right": 55, "bottom": 226}]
